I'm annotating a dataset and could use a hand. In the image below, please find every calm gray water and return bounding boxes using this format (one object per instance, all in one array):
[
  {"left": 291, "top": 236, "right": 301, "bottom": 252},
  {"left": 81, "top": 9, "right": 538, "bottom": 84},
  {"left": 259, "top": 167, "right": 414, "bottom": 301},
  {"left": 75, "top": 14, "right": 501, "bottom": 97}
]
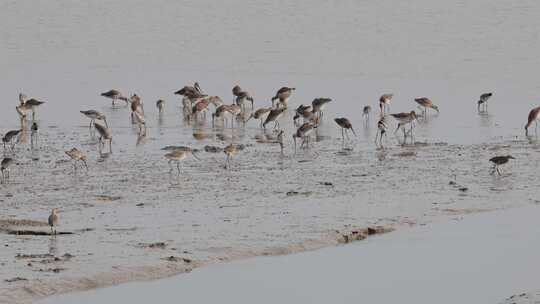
[{"left": 2, "top": 1, "right": 540, "bottom": 303}]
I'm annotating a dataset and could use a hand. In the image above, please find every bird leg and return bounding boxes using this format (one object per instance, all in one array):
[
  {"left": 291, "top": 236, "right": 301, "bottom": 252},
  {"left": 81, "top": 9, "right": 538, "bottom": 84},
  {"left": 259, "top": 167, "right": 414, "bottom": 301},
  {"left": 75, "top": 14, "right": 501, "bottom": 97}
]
[
  {"left": 168, "top": 160, "right": 174, "bottom": 173},
  {"left": 176, "top": 162, "right": 181, "bottom": 175}
]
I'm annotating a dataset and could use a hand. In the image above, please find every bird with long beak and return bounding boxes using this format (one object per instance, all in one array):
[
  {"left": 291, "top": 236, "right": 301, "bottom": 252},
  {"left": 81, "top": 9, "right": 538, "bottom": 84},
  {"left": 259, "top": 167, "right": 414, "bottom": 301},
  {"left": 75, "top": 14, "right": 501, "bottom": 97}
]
[
  {"left": 65, "top": 148, "right": 88, "bottom": 172},
  {"left": 489, "top": 155, "right": 515, "bottom": 176},
  {"left": 164, "top": 149, "right": 200, "bottom": 175},
  {"left": 251, "top": 107, "right": 272, "bottom": 127},
  {"left": 334, "top": 117, "right": 356, "bottom": 141},
  {"left": 224, "top": 144, "right": 238, "bottom": 170},
  {"left": 101, "top": 89, "right": 128, "bottom": 106},
  {"left": 293, "top": 122, "right": 317, "bottom": 154},
  {"left": 80, "top": 110, "right": 108, "bottom": 129},
  {"left": 263, "top": 108, "right": 286, "bottom": 130},
  {"left": 94, "top": 122, "right": 113, "bottom": 154},
  {"left": 391, "top": 111, "right": 417, "bottom": 140},
  {"left": 414, "top": 97, "right": 439, "bottom": 115},
  {"left": 311, "top": 98, "right": 332, "bottom": 120},
  {"left": 271, "top": 87, "right": 295, "bottom": 108}
]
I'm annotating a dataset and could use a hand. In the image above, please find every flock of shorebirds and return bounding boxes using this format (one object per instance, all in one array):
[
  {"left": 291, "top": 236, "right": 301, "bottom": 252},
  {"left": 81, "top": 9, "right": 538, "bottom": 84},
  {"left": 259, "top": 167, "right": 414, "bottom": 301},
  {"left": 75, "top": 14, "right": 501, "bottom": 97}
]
[{"left": 1, "top": 84, "right": 539, "bottom": 233}]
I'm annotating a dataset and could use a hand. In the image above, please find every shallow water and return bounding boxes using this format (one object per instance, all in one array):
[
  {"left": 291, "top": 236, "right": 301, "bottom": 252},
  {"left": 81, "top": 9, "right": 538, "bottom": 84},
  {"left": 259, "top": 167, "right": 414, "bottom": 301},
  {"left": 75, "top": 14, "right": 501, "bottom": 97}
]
[{"left": 2, "top": 0, "right": 540, "bottom": 302}]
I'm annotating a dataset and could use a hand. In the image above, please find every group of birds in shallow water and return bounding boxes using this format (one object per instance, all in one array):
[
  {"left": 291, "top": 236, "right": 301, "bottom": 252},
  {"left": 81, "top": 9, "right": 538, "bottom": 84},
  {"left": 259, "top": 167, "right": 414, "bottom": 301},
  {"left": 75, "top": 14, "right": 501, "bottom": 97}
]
[{"left": 2, "top": 83, "right": 540, "bottom": 234}]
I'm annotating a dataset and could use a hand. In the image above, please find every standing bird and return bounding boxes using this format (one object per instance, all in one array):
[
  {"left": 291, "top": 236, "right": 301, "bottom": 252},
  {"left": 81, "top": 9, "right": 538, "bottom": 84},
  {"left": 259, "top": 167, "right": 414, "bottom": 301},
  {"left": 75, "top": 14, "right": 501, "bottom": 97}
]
[
  {"left": 224, "top": 144, "right": 238, "bottom": 170},
  {"left": 94, "top": 123, "right": 113, "bottom": 154},
  {"left": 101, "top": 89, "right": 128, "bottom": 106},
  {"left": 31, "top": 122, "right": 39, "bottom": 148},
  {"left": 478, "top": 93, "right": 493, "bottom": 111},
  {"left": 23, "top": 98, "right": 46, "bottom": 120},
  {"left": 80, "top": 110, "right": 108, "bottom": 129},
  {"left": 132, "top": 111, "right": 147, "bottom": 136},
  {"left": 1, "top": 157, "right": 14, "bottom": 182},
  {"left": 379, "top": 93, "right": 393, "bottom": 114},
  {"left": 271, "top": 87, "right": 295, "bottom": 108},
  {"left": 48, "top": 209, "right": 59, "bottom": 235},
  {"left": 251, "top": 107, "right": 272, "bottom": 127},
  {"left": 263, "top": 108, "right": 286, "bottom": 130},
  {"left": 65, "top": 148, "right": 88, "bottom": 172},
  {"left": 375, "top": 116, "right": 389, "bottom": 148},
  {"left": 235, "top": 91, "right": 255, "bottom": 109},
  {"left": 212, "top": 104, "right": 242, "bottom": 128},
  {"left": 164, "top": 149, "right": 200, "bottom": 175},
  {"left": 363, "top": 106, "right": 372, "bottom": 120},
  {"left": 311, "top": 98, "right": 332, "bottom": 120},
  {"left": 414, "top": 97, "right": 439, "bottom": 115},
  {"left": 293, "top": 122, "right": 317, "bottom": 153},
  {"left": 489, "top": 155, "right": 515, "bottom": 176},
  {"left": 391, "top": 111, "right": 417, "bottom": 140},
  {"left": 525, "top": 106, "right": 540, "bottom": 136},
  {"left": 334, "top": 117, "right": 356, "bottom": 141},
  {"left": 2, "top": 129, "right": 22, "bottom": 151},
  {"left": 156, "top": 99, "right": 165, "bottom": 113}
]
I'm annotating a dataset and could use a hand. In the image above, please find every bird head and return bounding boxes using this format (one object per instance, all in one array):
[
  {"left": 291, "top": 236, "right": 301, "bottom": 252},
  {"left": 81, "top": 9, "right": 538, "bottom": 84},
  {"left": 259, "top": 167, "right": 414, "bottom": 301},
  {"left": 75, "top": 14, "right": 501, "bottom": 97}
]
[{"left": 507, "top": 155, "right": 515, "bottom": 160}]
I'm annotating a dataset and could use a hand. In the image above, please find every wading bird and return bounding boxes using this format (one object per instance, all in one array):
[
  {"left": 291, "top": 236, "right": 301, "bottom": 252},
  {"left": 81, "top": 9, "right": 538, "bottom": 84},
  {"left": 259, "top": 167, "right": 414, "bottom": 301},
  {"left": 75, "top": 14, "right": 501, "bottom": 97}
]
[
  {"left": 164, "top": 149, "right": 200, "bottom": 175},
  {"left": 311, "top": 98, "right": 332, "bottom": 120},
  {"left": 251, "top": 107, "right": 272, "bottom": 127},
  {"left": 478, "top": 92, "right": 493, "bottom": 111},
  {"left": 375, "top": 116, "right": 389, "bottom": 148},
  {"left": 489, "top": 155, "right": 515, "bottom": 176},
  {"left": 2, "top": 129, "right": 21, "bottom": 151},
  {"left": 80, "top": 110, "right": 108, "bottom": 129},
  {"left": 101, "top": 89, "right": 128, "bottom": 106},
  {"left": 48, "top": 209, "right": 59, "bottom": 235},
  {"left": 391, "top": 111, "right": 417, "bottom": 141},
  {"left": 293, "top": 122, "right": 317, "bottom": 153},
  {"left": 232, "top": 85, "right": 254, "bottom": 109},
  {"left": 379, "top": 93, "right": 393, "bottom": 114},
  {"left": 525, "top": 106, "right": 540, "bottom": 136},
  {"left": 334, "top": 117, "right": 356, "bottom": 141},
  {"left": 414, "top": 97, "right": 439, "bottom": 115},
  {"left": 1, "top": 157, "right": 14, "bottom": 182},
  {"left": 263, "top": 108, "right": 286, "bottom": 130},
  {"left": 271, "top": 87, "right": 295, "bottom": 108},
  {"left": 224, "top": 144, "right": 238, "bottom": 170},
  {"left": 156, "top": 99, "right": 165, "bottom": 113},
  {"left": 65, "top": 148, "right": 88, "bottom": 172},
  {"left": 94, "top": 123, "right": 113, "bottom": 154},
  {"left": 212, "top": 104, "right": 242, "bottom": 128},
  {"left": 363, "top": 106, "right": 371, "bottom": 120}
]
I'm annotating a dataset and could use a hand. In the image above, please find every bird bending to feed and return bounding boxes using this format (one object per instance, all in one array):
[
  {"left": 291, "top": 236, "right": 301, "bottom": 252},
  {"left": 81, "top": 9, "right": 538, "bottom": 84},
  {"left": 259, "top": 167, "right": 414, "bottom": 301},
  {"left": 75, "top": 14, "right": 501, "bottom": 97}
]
[
  {"left": 414, "top": 97, "right": 439, "bottom": 115},
  {"left": 271, "top": 87, "right": 295, "bottom": 108},
  {"left": 65, "top": 148, "right": 88, "bottom": 172},
  {"left": 101, "top": 89, "right": 128, "bottom": 106},
  {"left": 31, "top": 122, "right": 39, "bottom": 148},
  {"left": 94, "top": 122, "right": 113, "bottom": 154},
  {"left": 48, "top": 209, "right": 59, "bottom": 235},
  {"left": 489, "top": 155, "right": 515, "bottom": 176},
  {"left": 164, "top": 149, "right": 200, "bottom": 175},
  {"left": 391, "top": 111, "right": 417, "bottom": 140},
  {"left": 379, "top": 93, "right": 393, "bottom": 114},
  {"left": 233, "top": 85, "right": 255, "bottom": 109},
  {"left": 1, "top": 157, "right": 14, "bottom": 182},
  {"left": 251, "top": 107, "right": 272, "bottom": 127},
  {"left": 525, "top": 106, "right": 540, "bottom": 136},
  {"left": 334, "top": 117, "right": 356, "bottom": 141},
  {"left": 224, "top": 144, "right": 238, "bottom": 169},
  {"left": 311, "top": 98, "right": 332, "bottom": 120},
  {"left": 2, "top": 129, "right": 22, "bottom": 151},
  {"left": 293, "top": 122, "right": 317, "bottom": 153},
  {"left": 156, "top": 99, "right": 165, "bottom": 113},
  {"left": 375, "top": 115, "right": 389, "bottom": 148},
  {"left": 478, "top": 92, "right": 493, "bottom": 111},
  {"left": 363, "top": 106, "right": 371, "bottom": 120},
  {"left": 175, "top": 83, "right": 206, "bottom": 108},
  {"left": 212, "top": 104, "right": 242, "bottom": 128},
  {"left": 263, "top": 108, "right": 286, "bottom": 130},
  {"left": 80, "top": 110, "right": 108, "bottom": 129}
]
